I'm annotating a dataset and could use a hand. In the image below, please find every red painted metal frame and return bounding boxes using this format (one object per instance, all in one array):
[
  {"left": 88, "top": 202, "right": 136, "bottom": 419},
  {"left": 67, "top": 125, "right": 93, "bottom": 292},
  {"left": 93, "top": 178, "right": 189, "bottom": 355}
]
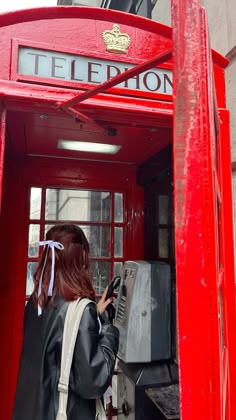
[
  {"left": 171, "top": 1, "right": 236, "bottom": 420},
  {"left": 58, "top": 50, "right": 172, "bottom": 109},
  {"left": 217, "top": 108, "right": 236, "bottom": 419},
  {"left": 58, "top": 49, "right": 171, "bottom": 130},
  {"left": 1, "top": 82, "right": 174, "bottom": 123},
  {"left": 0, "top": 104, "right": 6, "bottom": 214},
  {"left": 62, "top": 106, "right": 108, "bottom": 133},
  {"left": 0, "top": 7, "right": 172, "bottom": 37}
]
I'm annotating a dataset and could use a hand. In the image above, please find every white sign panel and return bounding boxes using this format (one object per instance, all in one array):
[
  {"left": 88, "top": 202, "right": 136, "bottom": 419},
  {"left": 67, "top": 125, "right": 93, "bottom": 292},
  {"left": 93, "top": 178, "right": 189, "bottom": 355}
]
[{"left": 18, "top": 47, "right": 173, "bottom": 95}]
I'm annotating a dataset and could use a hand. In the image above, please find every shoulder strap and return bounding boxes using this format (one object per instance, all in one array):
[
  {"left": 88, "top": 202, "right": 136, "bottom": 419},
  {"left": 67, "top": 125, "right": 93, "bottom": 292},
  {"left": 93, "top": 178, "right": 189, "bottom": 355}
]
[{"left": 56, "top": 298, "right": 93, "bottom": 420}]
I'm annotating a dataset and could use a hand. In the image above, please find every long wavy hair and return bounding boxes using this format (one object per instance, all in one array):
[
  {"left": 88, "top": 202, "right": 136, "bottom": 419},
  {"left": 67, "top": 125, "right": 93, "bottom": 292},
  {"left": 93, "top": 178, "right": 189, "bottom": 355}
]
[{"left": 32, "top": 224, "right": 95, "bottom": 309}]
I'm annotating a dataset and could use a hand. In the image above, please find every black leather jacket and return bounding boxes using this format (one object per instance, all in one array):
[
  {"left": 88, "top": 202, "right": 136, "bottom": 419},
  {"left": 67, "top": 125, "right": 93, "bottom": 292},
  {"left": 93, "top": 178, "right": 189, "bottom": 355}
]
[{"left": 13, "top": 295, "right": 119, "bottom": 420}]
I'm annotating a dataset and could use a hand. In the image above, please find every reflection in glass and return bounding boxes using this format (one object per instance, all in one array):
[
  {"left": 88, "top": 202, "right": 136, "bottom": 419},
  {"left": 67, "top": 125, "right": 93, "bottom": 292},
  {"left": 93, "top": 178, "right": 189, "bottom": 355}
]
[
  {"left": 114, "top": 262, "right": 123, "bottom": 277},
  {"left": 81, "top": 225, "right": 110, "bottom": 257},
  {"left": 30, "top": 188, "right": 42, "bottom": 220},
  {"left": 90, "top": 260, "right": 110, "bottom": 295},
  {"left": 44, "top": 224, "right": 55, "bottom": 237},
  {"left": 114, "top": 227, "right": 123, "bottom": 257},
  {"left": 158, "top": 228, "right": 168, "bottom": 258},
  {"left": 217, "top": 201, "right": 222, "bottom": 269},
  {"left": 170, "top": 228, "right": 175, "bottom": 260},
  {"left": 44, "top": 224, "right": 111, "bottom": 257},
  {"left": 45, "top": 188, "right": 111, "bottom": 222},
  {"left": 115, "top": 193, "right": 123, "bottom": 222},
  {"left": 28, "top": 224, "right": 40, "bottom": 257},
  {"left": 170, "top": 196, "right": 174, "bottom": 225},
  {"left": 158, "top": 195, "right": 168, "bottom": 225},
  {"left": 26, "top": 262, "right": 38, "bottom": 296},
  {"left": 219, "top": 289, "right": 225, "bottom": 351},
  {"left": 99, "top": 191, "right": 111, "bottom": 222}
]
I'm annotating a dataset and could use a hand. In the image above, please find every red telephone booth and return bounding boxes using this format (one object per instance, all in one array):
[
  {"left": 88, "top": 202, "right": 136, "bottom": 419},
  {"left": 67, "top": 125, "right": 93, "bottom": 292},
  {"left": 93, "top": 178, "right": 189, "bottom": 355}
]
[{"left": 0, "top": 4, "right": 235, "bottom": 420}]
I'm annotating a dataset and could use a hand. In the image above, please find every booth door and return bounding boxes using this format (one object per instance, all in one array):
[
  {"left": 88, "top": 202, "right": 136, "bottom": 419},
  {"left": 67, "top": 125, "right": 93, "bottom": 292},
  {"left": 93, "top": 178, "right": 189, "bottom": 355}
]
[{"left": 172, "top": 2, "right": 236, "bottom": 420}]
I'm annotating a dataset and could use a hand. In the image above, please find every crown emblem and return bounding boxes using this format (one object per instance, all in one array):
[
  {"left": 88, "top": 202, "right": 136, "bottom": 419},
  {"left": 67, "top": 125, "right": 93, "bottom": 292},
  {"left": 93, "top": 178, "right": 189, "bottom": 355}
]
[{"left": 102, "top": 24, "right": 131, "bottom": 54}]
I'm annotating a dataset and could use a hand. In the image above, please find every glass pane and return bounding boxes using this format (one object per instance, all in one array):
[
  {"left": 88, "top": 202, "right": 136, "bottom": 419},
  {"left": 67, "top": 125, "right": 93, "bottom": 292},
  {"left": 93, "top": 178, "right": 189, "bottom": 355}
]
[
  {"left": 28, "top": 224, "right": 40, "bottom": 257},
  {"left": 158, "top": 228, "right": 169, "bottom": 258},
  {"left": 219, "top": 289, "right": 225, "bottom": 351},
  {"left": 30, "top": 187, "right": 42, "bottom": 220},
  {"left": 158, "top": 195, "right": 168, "bottom": 225},
  {"left": 100, "top": 192, "right": 111, "bottom": 222},
  {"left": 115, "top": 193, "right": 123, "bottom": 222},
  {"left": 90, "top": 260, "right": 110, "bottom": 295},
  {"left": 44, "top": 224, "right": 55, "bottom": 237},
  {"left": 26, "top": 262, "right": 38, "bottom": 296},
  {"left": 45, "top": 188, "right": 111, "bottom": 222},
  {"left": 81, "top": 225, "right": 111, "bottom": 257},
  {"left": 44, "top": 224, "right": 111, "bottom": 257},
  {"left": 114, "top": 227, "right": 123, "bottom": 257},
  {"left": 170, "top": 228, "right": 175, "bottom": 261},
  {"left": 114, "top": 262, "right": 123, "bottom": 277},
  {"left": 217, "top": 201, "right": 222, "bottom": 268},
  {"left": 171, "top": 199, "right": 175, "bottom": 225}
]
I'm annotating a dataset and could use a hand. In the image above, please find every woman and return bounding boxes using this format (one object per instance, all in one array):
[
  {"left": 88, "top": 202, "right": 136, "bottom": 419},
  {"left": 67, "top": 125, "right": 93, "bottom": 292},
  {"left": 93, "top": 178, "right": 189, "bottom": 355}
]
[{"left": 13, "top": 224, "right": 119, "bottom": 420}]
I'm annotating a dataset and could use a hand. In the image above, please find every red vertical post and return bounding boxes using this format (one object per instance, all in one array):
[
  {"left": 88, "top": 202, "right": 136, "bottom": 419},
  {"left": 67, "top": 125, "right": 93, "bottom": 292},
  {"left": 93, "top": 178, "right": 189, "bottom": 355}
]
[
  {"left": 171, "top": 1, "right": 227, "bottom": 419},
  {"left": 0, "top": 103, "right": 6, "bottom": 214}
]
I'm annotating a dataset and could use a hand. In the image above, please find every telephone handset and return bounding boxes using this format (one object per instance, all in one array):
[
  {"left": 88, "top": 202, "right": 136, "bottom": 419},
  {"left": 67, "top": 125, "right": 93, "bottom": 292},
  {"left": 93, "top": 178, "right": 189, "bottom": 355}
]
[{"left": 105, "top": 276, "right": 121, "bottom": 322}]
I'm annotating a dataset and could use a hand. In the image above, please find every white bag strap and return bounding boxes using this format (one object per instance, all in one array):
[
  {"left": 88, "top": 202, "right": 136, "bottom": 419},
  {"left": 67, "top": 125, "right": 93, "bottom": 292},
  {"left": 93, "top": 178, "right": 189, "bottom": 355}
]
[
  {"left": 56, "top": 297, "right": 92, "bottom": 420},
  {"left": 96, "top": 398, "right": 107, "bottom": 420}
]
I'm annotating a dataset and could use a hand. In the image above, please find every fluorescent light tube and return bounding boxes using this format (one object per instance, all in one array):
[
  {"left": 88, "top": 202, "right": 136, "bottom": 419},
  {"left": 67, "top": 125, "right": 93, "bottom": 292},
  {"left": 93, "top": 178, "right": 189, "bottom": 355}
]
[{"left": 58, "top": 140, "right": 121, "bottom": 154}]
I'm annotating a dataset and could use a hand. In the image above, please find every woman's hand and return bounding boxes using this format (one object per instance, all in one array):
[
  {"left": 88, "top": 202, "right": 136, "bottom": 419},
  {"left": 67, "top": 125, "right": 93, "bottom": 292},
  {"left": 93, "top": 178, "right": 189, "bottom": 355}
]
[{"left": 97, "top": 286, "right": 113, "bottom": 314}]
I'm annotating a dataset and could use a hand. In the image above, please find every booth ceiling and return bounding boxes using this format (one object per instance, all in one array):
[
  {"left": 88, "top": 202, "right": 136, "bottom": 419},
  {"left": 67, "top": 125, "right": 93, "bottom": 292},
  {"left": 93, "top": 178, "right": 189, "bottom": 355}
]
[{"left": 6, "top": 109, "right": 172, "bottom": 165}]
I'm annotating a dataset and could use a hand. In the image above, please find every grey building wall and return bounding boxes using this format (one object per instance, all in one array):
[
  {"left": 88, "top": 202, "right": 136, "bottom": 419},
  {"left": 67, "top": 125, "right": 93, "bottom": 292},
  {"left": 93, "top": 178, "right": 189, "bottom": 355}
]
[
  {"left": 152, "top": 0, "right": 171, "bottom": 26},
  {"left": 58, "top": 0, "right": 101, "bottom": 5},
  {"left": 73, "top": 0, "right": 101, "bottom": 5},
  {"left": 152, "top": 0, "right": 236, "bottom": 54}
]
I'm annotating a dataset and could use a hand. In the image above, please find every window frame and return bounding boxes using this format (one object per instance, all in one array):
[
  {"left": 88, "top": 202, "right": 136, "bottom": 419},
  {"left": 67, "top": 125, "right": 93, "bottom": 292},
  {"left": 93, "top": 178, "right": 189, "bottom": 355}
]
[{"left": 25, "top": 184, "right": 127, "bottom": 301}]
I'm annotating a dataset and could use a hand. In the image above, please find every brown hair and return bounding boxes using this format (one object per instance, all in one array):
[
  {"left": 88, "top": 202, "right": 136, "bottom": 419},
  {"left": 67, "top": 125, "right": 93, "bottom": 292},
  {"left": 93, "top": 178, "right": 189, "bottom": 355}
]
[{"left": 32, "top": 224, "right": 95, "bottom": 309}]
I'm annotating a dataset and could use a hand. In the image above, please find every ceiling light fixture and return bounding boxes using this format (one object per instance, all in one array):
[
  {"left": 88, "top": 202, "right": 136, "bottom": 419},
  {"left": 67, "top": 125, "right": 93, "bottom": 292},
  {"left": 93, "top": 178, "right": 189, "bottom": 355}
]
[{"left": 57, "top": 140, "right": 121, "bottom": 154}]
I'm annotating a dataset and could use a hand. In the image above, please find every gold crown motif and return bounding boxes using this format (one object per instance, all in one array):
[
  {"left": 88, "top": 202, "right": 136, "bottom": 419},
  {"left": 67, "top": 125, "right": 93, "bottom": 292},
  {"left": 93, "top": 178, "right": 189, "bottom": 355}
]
[{"left": 102, "top": 24, "right": 131, "bottom": 54}]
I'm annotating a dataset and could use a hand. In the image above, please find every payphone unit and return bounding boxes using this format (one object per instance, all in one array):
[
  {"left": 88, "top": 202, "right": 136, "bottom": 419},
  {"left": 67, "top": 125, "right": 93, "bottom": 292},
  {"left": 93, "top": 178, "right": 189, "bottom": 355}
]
[
  {"left": 114, "top": 261, "right": 179, "bottom": 420},
  {"left": 115, "top": 260, "right": 171, "bottom": 363}
]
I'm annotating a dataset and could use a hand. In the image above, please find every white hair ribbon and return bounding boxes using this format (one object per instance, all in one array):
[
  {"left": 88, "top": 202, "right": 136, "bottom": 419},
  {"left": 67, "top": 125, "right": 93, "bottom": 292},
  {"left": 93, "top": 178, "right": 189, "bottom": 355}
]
[{"left": 36, "top": 240, "right": 64, "bottom": 316}]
